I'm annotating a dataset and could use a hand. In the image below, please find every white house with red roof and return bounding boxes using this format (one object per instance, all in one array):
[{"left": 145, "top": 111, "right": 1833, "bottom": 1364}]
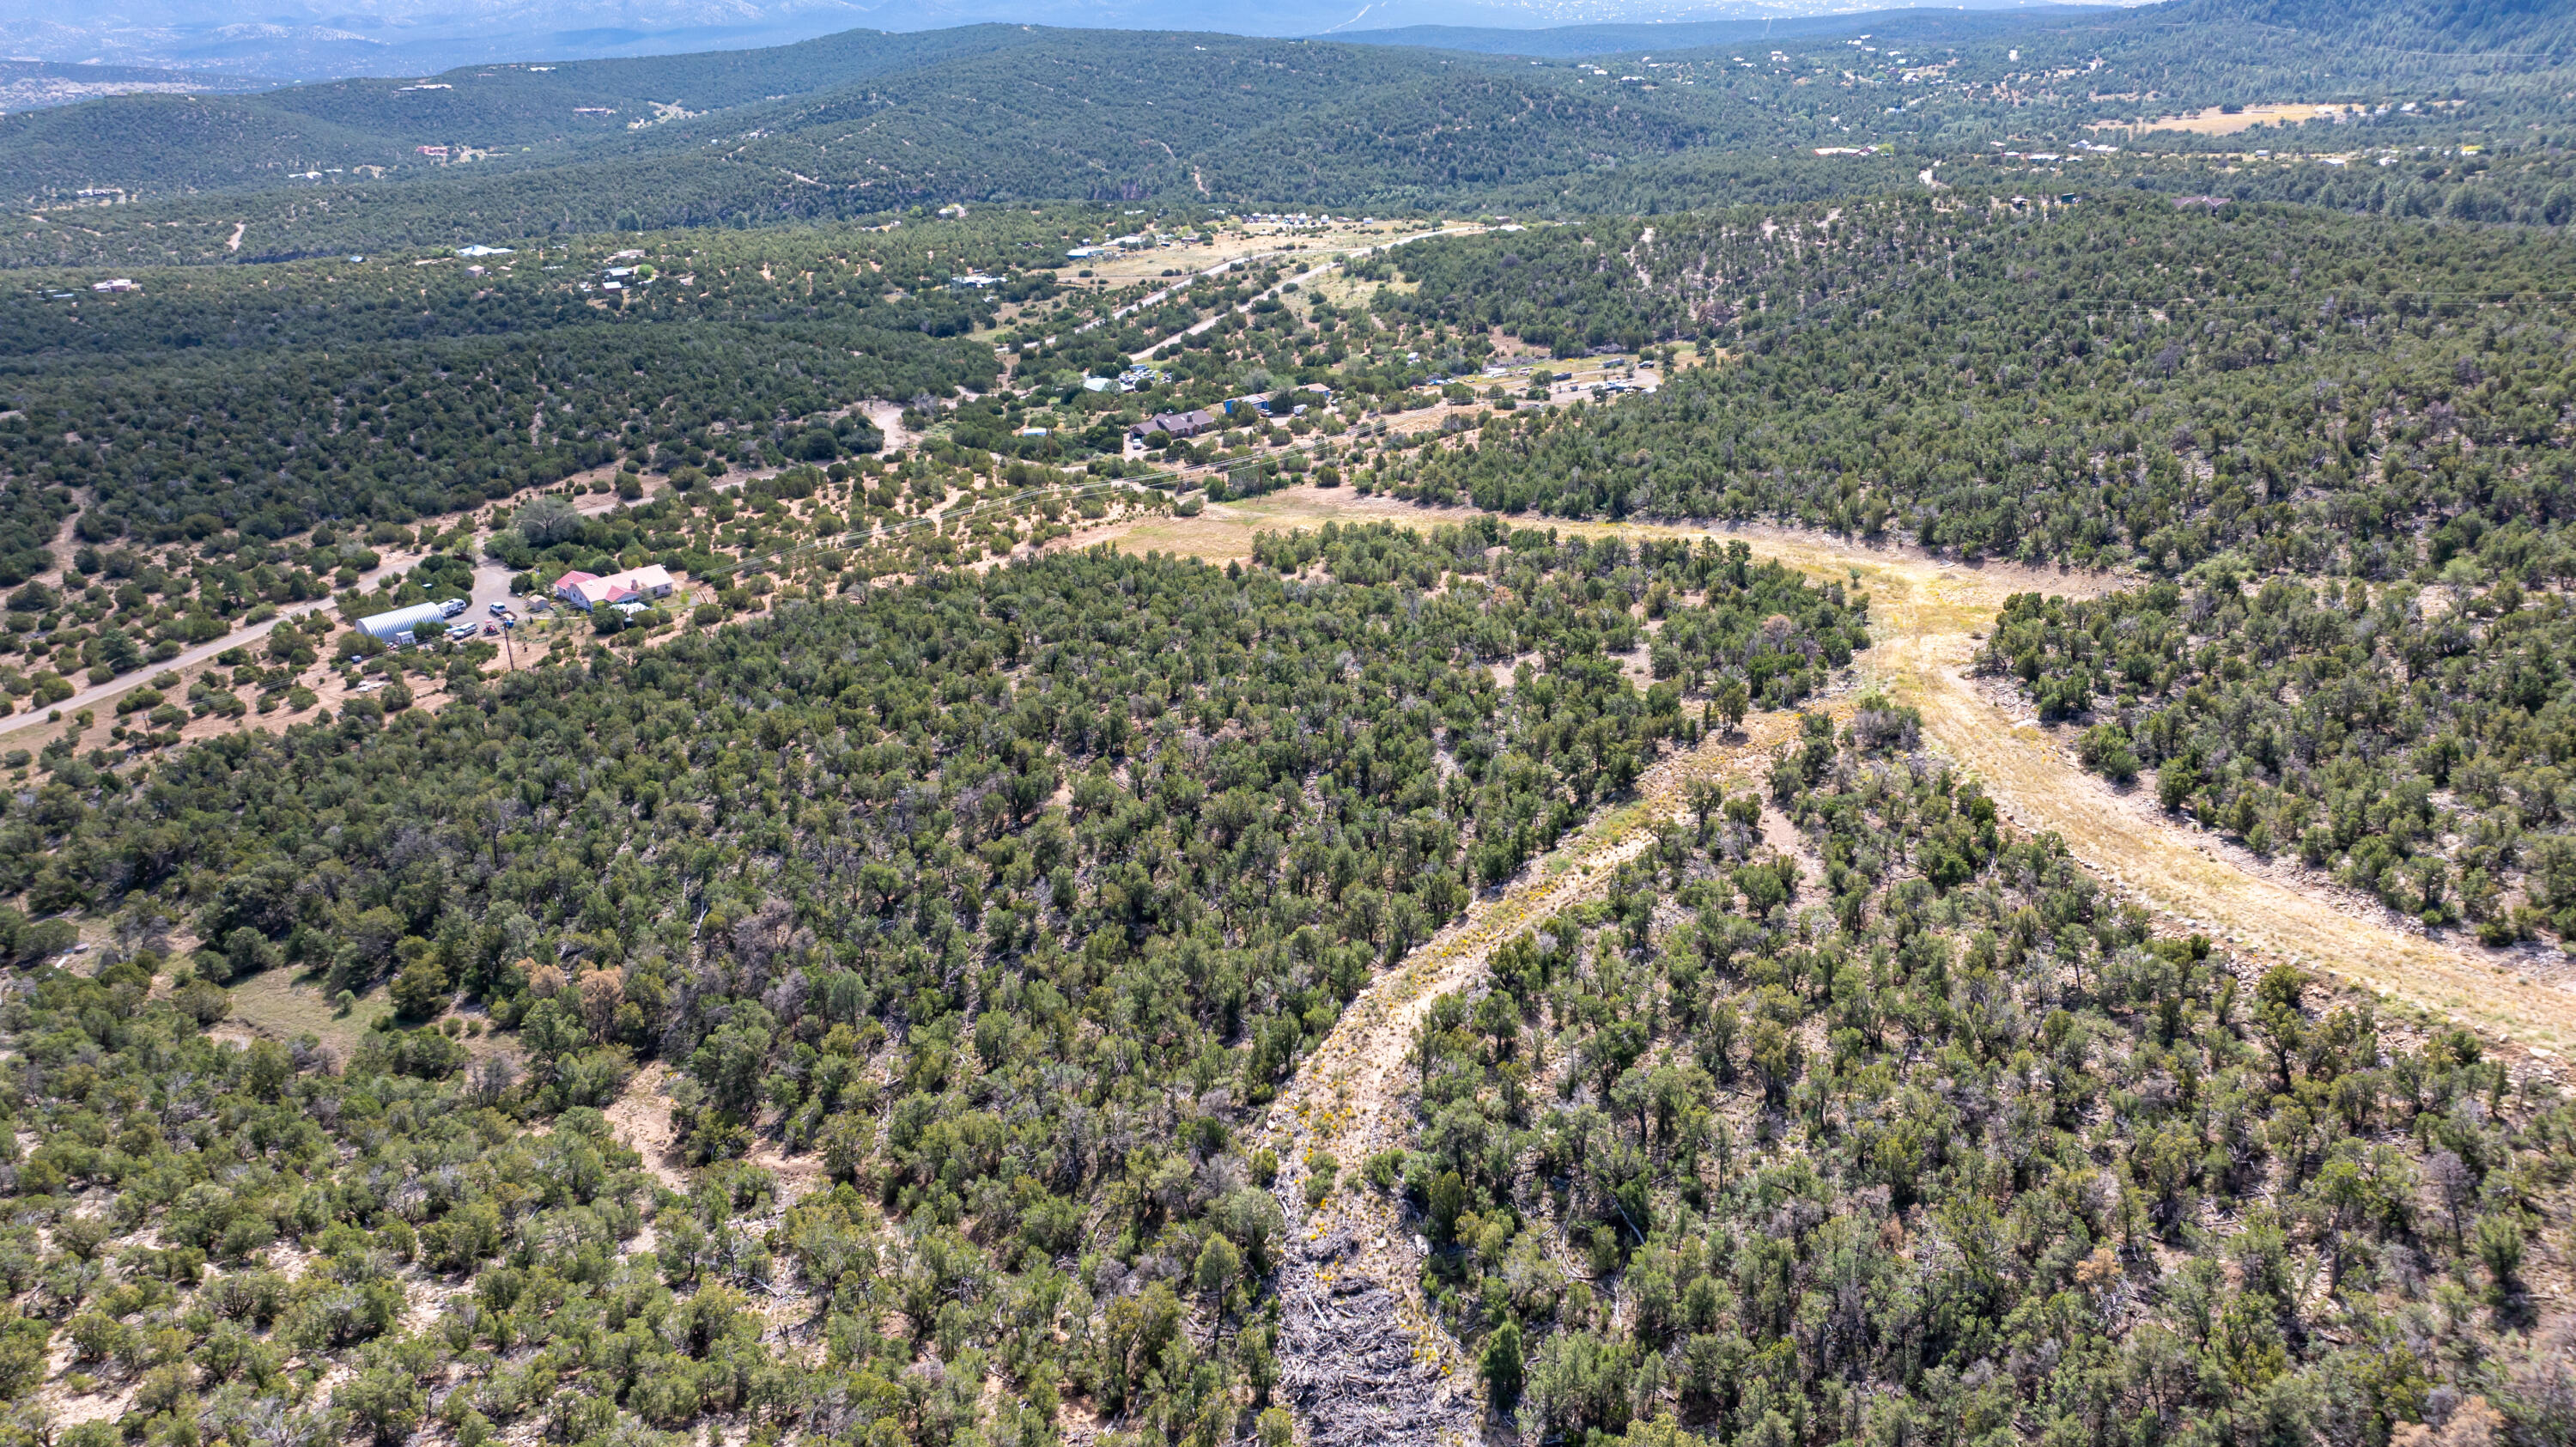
[{"left": 553, "top": 564, "right": 677, "bottom": 611}]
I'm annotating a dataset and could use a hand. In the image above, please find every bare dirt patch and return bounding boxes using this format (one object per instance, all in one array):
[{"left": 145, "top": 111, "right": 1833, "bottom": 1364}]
[
  {"left": 608, "top": 1061, "right": 690, "bottom": 1192},
  {"left": 2095, "top": 102, "right": 2363, "bottom": 137},
  {"left": 222, "top": 970, "right": 386, "bottom": 1062}
]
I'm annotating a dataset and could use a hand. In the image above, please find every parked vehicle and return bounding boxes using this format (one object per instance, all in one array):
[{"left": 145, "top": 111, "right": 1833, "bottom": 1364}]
[
  {"left": 489, "top": 602, "right": 508, "bottom": 616},
  {"left": 447, "top": 623, "right": 478, "bottom": 641},
  {"left": 439, "top": 598, "right": 470, "bottom": 618}
]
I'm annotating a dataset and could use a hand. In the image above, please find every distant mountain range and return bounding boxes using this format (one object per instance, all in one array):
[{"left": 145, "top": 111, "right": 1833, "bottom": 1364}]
[
  {"left": 1338, "top": 4, "right": 2099, "bottom": 56},
  {"left": 0, "top": 0, "right": 875, "bottom": 81},
  {"left": 0, "top": 0, "right": 2126, "bottom": 81},
  {"left": 1, "top": 0, "right": 2565, "bottom": 262}
]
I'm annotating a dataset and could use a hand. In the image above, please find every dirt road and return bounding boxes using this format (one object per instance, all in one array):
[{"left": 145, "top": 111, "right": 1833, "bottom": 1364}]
[
  {"left": 1260, "top": 715, "right": 1801, "bottom": 1446},
  {"left": 1085, "top": 488, "right": 2576, "bottom": 1058},
  {"left": 1205, "top": 491, "right": 2576, "bottom": 1444},
  {"left": 1125, "top": 226, "right": 1489, "bottom": 366},
  {"left": 1696, "top": 528, "right": 2576, "bottom": 1057}
]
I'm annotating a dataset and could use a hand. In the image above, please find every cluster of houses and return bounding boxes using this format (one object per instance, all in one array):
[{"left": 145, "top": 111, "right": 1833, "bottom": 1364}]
[
  {"left": 348, "top": 563, "right": 679, "bottom": 649},
  {"left": 1066, "top": 233, "right": 1176, "bottom": 260}
]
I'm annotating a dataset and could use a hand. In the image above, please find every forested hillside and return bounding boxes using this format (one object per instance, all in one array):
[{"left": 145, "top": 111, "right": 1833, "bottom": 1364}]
[
  {"left": 2139, "top": 0, "right": 2576, "bottom": 62},
  {"left": 9, "top": 0, "right": 2571, "bottom": 264},
  {"left": 1980, "top": 571, "right": 2576, "bottom": 945},
  {"left": 0, "top": 30, "right": 1805, "bottom": 226},
  {"left": 1941, "top": 146, "right": 2576, "bottom": 231},
  {"left": 0, "top": 211, "right": 1090, "bottom": 572},
  {"left": 0, "top": 523, "right": 1864, "bottom": 1446},
  {"left": 0, "top": 27, "right": 1058, "bottom": 200},
  {"left": 1370, "top": 192, "right": 2576, "bottom": 575},
  {"left": 1396, "top": 708, "right": 2576, "bottom": 1444}
]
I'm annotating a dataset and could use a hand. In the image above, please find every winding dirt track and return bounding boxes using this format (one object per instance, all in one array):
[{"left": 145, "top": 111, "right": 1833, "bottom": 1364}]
[
  {"left": 1735, "top": 529, "right": 2576, "bottom": 1058},
  {"left": 1090, "top": 488, "right": 2576, "bottom": 1442},
  {"left": 1111, "top": 489, "right": 2576, "bottom": 1058},
  {"left": 1259, "top": 717, "right": 1801, "bottom": 1447}
]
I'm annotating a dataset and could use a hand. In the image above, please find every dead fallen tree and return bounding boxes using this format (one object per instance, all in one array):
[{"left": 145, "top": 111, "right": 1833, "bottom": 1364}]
[{"left": 1271, "top": 1225, "right": 1481, "bottom": 1447}]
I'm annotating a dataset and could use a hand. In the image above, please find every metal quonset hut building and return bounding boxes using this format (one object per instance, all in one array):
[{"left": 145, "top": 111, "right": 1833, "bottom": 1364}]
[{"left": 357, "top": 601, "right": 450, "bottom": 646}]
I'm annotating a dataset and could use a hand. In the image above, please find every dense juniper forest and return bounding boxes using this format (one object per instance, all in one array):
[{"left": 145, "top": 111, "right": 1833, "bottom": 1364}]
[
  {"left": 0, "top": 523, "right": 1864, "bottom": 1444},
  {"left": 1352, "top": 186, "right": 2576, "bottom": 954},
  {"left": 3, "top": 0, "right": 2572, "bottom": 264},
  {"left": 1405, "top": 703, "right": 2576, "bottom": 1447},
  {"left": 0, "top": 1, "right": 2574, "bottom": 1447},
  {"left": 0, "top": 212, "right": 1114, "bottom": 568}
]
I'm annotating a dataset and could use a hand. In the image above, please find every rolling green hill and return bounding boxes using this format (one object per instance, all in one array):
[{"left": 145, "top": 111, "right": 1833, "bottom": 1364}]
[
  {"left": 0, "top": 30, "right": 1760, "bottom": 229},
  {"left": 8, "top": 0, "right": 2573, "bottom": 265},
  {"left": 1344, "top": 4, "right": 2099, "bottom": 59},
  {"left": 0, "top": 30, "right": 1832, "bottom": 254},
  {"left": 0, "top": 26, "right": 1057, "bottom": 203},
  {"left": 2146, "top": 0, "right": 2576, "bottom": 59}
]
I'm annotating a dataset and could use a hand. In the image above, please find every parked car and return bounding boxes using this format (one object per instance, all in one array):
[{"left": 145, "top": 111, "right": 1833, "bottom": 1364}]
[
  {"left": 446, "top": 623, "right": 478, "bottom": 641},
  {"left": 439, "top": 598, "right": 470, "bottom": 618},
  {"left": 488, "top": 602, "right": 508, "bottom": 617}
]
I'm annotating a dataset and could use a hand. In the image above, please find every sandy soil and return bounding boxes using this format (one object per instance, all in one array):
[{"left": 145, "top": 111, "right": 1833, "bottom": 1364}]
[
  {"left": 1058, "top": 219, "right": 1472, "bottom": 301},
  {"left": 606, "top": 1061, "right": 690, "bottom": 1193},
  {"left": 2093, "top": 102, "right": 2363, "bottom": 137}
]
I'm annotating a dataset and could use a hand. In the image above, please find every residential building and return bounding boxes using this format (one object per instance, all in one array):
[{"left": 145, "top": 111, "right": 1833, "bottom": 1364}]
[
  {"left": 1130, "top": 410, "right": 1217, "bottom": 441},
  {"left": 554, "top": 565, "right": 677, "bottom": 611}
]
